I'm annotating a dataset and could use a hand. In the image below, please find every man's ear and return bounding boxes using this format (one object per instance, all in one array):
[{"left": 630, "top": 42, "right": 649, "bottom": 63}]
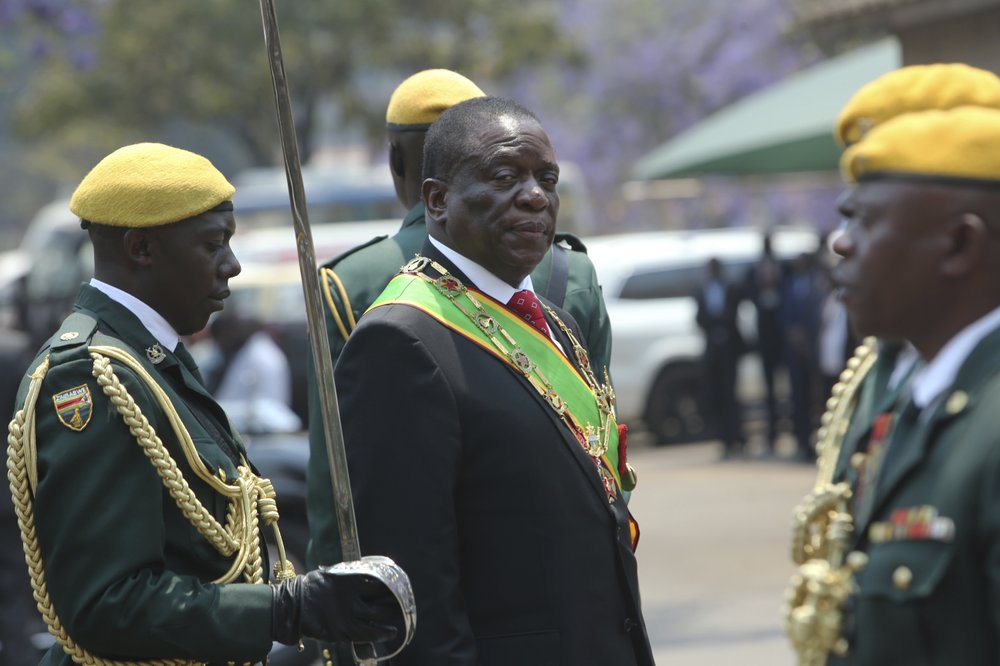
[
  {"left": 422, "top": 178, "right": 448, "bottom": 223},
  {"left": 389, "top": 143, "right": 405, "bottom": 180},
  {"left": 123, "top": 229, "right": 154, "bottom": 267},
  {"left": 941, "top": 212, "right": 988, "bottom": 278}
]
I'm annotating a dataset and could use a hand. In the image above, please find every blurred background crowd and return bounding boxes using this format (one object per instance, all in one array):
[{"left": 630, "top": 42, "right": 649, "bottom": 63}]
[{"left": 2, "top": 0, "right": 1000, "bottom": 663}]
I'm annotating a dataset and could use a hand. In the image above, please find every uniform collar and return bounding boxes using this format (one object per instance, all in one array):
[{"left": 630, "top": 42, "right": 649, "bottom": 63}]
[
  {"left": 912, "top": 303, "right": 1000, "bottom": 409},
  {"left": 89, "top": 278, "right": 180, "bottom": 352},
  {"left": 401, "top": 202, "right": 426, "bottom": 229}
]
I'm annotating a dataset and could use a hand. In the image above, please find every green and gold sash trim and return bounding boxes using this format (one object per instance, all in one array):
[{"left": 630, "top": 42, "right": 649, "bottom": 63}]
[{"left": 370, "top": 271, "right": 622, "bottom": 489}]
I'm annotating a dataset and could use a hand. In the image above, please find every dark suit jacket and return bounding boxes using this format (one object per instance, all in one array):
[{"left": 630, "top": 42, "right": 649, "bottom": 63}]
[
  {"left": 695, "top": 279, "right": 745, "bottom": 361},
  {"left": 335, "top": 242, "right": 654, "bottom": 666}
]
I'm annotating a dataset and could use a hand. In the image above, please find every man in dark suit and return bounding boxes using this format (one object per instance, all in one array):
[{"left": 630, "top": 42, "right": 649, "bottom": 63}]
[
  {"left": 5, "top": 143, "right": 397, "bottom": 666},
  {"left": 696, "top": 257, "right": 746, "bottom": 458},
  {"left": 332, "top": 96, "right": 653, "bottom": 666},
  {"left": 745, "top": 233, "right": 785, "bottom": 452}
]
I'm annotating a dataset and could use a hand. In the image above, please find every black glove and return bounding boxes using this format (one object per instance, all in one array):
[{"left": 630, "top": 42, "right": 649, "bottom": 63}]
[{"left": 271, "top": 568, "right": 399, "bottom": 645}]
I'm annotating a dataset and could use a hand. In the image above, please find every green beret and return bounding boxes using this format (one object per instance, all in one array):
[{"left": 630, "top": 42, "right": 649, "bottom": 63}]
[
  {"left": 841, "top": 106, "right": 1000, "bottom": 185},
  {"left": 70, "top": 142, "right": 235, "bottom": 228},
  {"left": 836, "top": 64, "right": 1000, "bottom": 146},
  {"left": 385, "top": 69, "right": 485, "bottom": 130}
]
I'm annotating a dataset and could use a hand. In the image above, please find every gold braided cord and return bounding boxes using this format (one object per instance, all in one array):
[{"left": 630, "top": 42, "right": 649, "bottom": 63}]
[
  {"left": 320, "top": 266, "right": 355, "bottom": 342},
  {"left": 814, "top": 337, "right": 879, "bottom": 488},
  {"left": 91, "top": 351, "right": 238, "bottom": 558},
  {"left": 6, "top": 346, "right": 296, "bottom": 665},
  {"left": 784, "top": 336, "right": 879, "bottom": 665}
]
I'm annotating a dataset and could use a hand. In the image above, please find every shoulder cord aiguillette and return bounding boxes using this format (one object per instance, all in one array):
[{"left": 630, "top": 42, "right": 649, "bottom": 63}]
[{"left": 6, "top": 346, "right": 296, "bottom": 666}]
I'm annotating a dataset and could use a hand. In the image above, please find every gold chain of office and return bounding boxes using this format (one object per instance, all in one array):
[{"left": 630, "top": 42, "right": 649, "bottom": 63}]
[
  {"left": 404, "top": 256, "right": 618, "bottom": 462},
  {"left": 6, "top": 346, "right": 297, "bottom": 666}
]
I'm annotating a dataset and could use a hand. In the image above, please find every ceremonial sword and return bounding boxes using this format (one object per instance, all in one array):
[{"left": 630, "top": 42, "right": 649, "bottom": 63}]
[{"left": 256, "top": 2, "right": 415, "bottom": 663}]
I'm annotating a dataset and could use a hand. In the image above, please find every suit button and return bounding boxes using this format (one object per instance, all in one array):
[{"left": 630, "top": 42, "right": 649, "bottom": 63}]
[{"left": 623, "top": 617, "right": 635, "bottom": 632}]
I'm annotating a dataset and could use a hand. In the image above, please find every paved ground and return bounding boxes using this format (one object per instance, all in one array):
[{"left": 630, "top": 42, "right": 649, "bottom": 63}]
[{"left": 627, "top": 437, "right": 816, "bottom": 666}]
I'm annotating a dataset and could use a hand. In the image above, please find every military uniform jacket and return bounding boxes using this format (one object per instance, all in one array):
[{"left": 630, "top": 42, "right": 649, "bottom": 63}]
[
  {"left": 329, "top": 242, "right": 653, "bottom": 666},
  {"left": 832, "top": 341, "right": 917, "bottom": 488},
  {"left": 14, "top": 285, "right": 273, "bottom": 665},
  {"left": 830, "top": 325, "right": 1000, "bottom": 665}
]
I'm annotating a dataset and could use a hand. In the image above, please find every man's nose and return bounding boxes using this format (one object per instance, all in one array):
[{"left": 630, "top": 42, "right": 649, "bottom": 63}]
[
  {"left": 222, "top": 249, "right": 242, "bottom": 278},
  {"left": 518, "top": 180, "right": 548, "bottom": 210}
]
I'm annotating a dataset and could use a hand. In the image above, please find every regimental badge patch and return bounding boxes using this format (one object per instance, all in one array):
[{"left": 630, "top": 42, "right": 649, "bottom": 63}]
[{"left": 52, "top": 384, "right": 93, "bottom": 432}]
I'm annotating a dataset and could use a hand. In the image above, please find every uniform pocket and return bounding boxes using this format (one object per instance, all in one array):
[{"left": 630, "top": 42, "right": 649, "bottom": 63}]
[{"left": 852, "top": 539, "right": 955, "bottom": 665}]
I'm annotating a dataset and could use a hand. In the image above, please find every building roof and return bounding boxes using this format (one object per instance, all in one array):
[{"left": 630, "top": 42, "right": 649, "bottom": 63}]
[
  {"left": 631, "top": 38, "right": 900, "bottom": 180},
  {"left": 793, "top": 0, "right": 998, "bottom": 28}
]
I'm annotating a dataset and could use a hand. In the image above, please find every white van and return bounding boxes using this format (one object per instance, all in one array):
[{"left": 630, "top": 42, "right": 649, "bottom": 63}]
[{"left": 585, "top": 226, "right": 820, "bottom": 445}]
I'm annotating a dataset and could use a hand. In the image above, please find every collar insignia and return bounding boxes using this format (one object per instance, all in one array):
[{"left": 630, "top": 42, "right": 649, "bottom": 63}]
[{"left": 146, "top": 344, "right": 166, "bottom": 365}]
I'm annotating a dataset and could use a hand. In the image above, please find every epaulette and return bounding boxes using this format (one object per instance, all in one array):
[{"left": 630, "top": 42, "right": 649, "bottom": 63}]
[
  {"left": 49, "top": 312, "right": 97, "bottom": 350},
  {"left": 47, "top": 312, "right": 98, "bottom": 365},
  {"left": 320, "top": 234, "right": 391, "bottom": 271},
  {"left": 554, "top": 231, "right": 588, "bottom": 254}
]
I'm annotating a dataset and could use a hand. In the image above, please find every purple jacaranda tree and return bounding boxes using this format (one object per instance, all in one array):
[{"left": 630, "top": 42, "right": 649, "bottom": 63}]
[{"left": 508, "top": 0, "right": 827, "bottom": 232}]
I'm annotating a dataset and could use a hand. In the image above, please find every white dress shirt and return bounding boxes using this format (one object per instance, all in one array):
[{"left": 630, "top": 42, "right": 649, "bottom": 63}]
[
  {"left": 90, "top": 278, "right": 180, "bottom": 352},
  {"left": 428, "top": 236, "right": 566, "bottom": 352},
  {"left": 911, "top": 304, "right": 1000, "bottom": 411}
]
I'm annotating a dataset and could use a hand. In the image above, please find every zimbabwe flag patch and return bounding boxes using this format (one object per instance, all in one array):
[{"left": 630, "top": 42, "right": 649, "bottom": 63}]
[{"left": 52, "top": 384, "right": 93, "bottom": 432}]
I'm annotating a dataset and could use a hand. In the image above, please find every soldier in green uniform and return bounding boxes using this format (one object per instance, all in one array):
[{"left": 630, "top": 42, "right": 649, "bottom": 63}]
[
  {"left": 827, "top": 64, "right": 1000, "bottom": 488},
  {"left": 828, "top": 104, "right": 1000, "bottom": 664},
  {"left": 786, "top": 63, "right": 1000, "bottom": 666},
  {"left": 6, "top": 143, "right": 398, "bottom": 666},
  {"left": 793, "top": 105, "right": 1000, "bottom": 664}
]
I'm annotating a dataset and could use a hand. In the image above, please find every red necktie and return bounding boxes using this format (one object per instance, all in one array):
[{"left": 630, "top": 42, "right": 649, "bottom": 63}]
[{"left": 507, "top": 290, "right": 551, "bottom": 337}]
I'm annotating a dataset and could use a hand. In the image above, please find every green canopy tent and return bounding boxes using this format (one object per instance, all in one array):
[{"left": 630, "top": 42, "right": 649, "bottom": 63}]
[{"left": 632, "top": 38, "right": 901, "bottom": 180}]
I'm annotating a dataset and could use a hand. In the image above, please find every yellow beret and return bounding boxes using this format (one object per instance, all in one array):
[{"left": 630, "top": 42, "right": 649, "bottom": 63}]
[
  {"left": 836, "top": 64, "right": 1000, "bottom": 146},
  {"left": 70, "top": 142, "right": 235, "bottom": 228},
  {"left": 841, "top": 106, "right": 1000, "bottom": 184},
  {"left": 385, "top": 69, "right": 485, "bottom": 128}
]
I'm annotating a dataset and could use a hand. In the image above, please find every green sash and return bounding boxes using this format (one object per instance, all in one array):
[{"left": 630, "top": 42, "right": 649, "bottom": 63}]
[{"left": 370, "top": 272, "right": 622, "bottom": 488}]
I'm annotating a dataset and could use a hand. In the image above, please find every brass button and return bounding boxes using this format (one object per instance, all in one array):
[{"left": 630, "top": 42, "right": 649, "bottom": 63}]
[
  {"left": 850, "top": 452, "right": 866, "bottom": 470},
  {"left": 946, "top": 390, "right": 968, "bottom": 415},
  {"left": 59, "top": 331, "right": 79, "bottom": 341},
  {"left": 322, "top": 649, "right": 331, "bottom": 658},
  {"left": 892, "top": 565, "right": 913, "bottom": 590},
  {"left": 846, "top": 551, "right": 869, "bottom": 572}
]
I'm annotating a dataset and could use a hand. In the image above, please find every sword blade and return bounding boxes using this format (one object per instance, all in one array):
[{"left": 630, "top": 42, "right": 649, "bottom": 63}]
[{"left": 257, "top": 0, "right": 362, "bottom": 564}]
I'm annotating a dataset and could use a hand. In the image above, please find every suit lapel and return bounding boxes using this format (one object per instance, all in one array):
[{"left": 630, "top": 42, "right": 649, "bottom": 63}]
[{"left": 421, "top": 242, "right": 616, "bottom": 508}]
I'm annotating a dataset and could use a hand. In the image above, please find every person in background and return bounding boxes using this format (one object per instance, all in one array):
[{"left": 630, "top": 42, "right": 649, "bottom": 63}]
[
  {"left": 745, "top": 232, "right": 785, "bottom": 453},
  {"left": 201, "top": 309, "right": 300, "bottom": 434},
  {"left": 780, "top": 250, "right": 824, "bottom": 461},
  {"left": 696, "top": 257, "right": 746, "bottom": 458}
]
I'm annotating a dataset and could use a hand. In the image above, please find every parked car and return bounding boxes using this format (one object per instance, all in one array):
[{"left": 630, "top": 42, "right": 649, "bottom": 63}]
[{"left": 584, "top": 226, "right": 821, "bottom": 445}]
